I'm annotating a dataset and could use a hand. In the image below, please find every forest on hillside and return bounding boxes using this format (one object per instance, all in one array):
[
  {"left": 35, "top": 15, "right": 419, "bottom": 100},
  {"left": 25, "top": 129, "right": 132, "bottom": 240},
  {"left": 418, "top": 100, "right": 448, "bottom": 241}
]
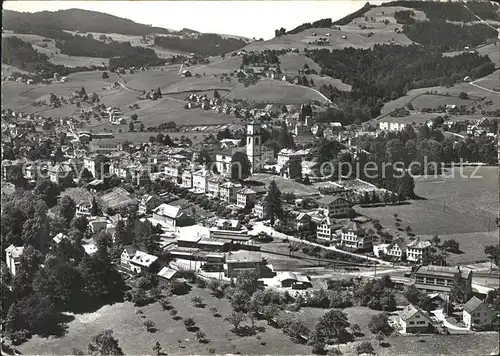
[
  {"left": 307, "top": 44, "right": 495, "bottom": 122},
  {"left": 1, "top": 37, "right": 99, "bottom": 77},
  {"left": 154, "top": 34, "right": 247, "bottom": 56},
  {"left": 402, "top": 20, "right": 498, "bottom": 52}
]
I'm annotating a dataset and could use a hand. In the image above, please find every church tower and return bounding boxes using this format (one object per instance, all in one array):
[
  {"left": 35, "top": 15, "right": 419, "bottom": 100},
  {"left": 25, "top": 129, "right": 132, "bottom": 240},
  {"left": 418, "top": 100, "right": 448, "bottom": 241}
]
[{"left": 246, "top": 120, "right": 262, "bottom": 174}]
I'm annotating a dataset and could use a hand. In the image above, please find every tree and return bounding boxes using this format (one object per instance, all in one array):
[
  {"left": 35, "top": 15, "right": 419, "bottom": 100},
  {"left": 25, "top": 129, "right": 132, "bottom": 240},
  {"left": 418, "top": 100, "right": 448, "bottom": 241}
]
[
  {"left": 58, "top": 195, "right": 76, "bottom": 227},
  {"left": 129, "top": 121, "right": 134, "bottom": 132},
  {"left": 230, "top": 151, "right": 251, "bottom": 180},
  {"left": 139, "top": 123, "right": 145, "bottom": 132},
  {"left": 72, "top": 348, "right": 85, "bottom": 355},
  {"left": 144, "top": 320, "right": 155, "bottom": 332},
  {"left": 34, "top": 179, "right": 60, "bottom": 208},
  {"left": 356, "top": 341, "right": 375, "bottom": 355},
  {"left": 131, "top": 114, "right": 138, "bottom": 121},
  {"left": 231, "top": 290, "right": 251, "bottom": 313},
  {"left": 214, "top": 90, "right": 220, "bottom": 99},
  {"left": 442, "top": 239, "right": 460, "bottom": 252},
  {"left": 152, "top": 341, "right": 162, "bottom": 355},
  {"left": 191, "top": 296, "right": 204, "bottom": 307},
  {"left": 431, "top": 235, "right": 441, "bottom": 246},
  {"left": 484, "top": 245, "right": 499, "bottom": 269},
  {"left": 265, "top": 180, "right": 283, "bottom": 226},
  {"left": 183, "top": 317, "right": 196, "bottom": 330},
  {"left": 195, "top": 330, "right": 206, "bottom": 342},
  {"left": 102, "top": 72, "right": 109, "bottom": 79},
  {"left": 225, "top": 311, "right": 246, "bottom": 332},
  {"left": 368, "top": 313, "right": 390, "bottom": 334},
  {"left": 88, "top": 329, "right": 124, "bottom": 355},
  {"left": 313, "top": 309, "right": 350, "bottom": 350},
  {"left": 156, "top": 87, "right": 162, "bottom": 98},
  {"left": 235, "top": 270, "right": 259, "bottom": 295},
  {"left": 404, "top": 284, "right": 423, "bottom": 305}
]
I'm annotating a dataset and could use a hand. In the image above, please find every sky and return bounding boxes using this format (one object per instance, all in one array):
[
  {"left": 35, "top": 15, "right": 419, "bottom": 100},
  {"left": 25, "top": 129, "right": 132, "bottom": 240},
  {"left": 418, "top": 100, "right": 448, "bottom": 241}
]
[{"left": 3, "top": 1, "right": 386, "bottom": 40}]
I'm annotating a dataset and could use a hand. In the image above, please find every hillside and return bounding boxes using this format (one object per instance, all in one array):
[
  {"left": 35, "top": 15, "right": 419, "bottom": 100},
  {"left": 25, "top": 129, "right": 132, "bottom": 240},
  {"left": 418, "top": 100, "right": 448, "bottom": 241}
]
[{"left": 3, "top": 9, "right": 170, "bottom": 36}]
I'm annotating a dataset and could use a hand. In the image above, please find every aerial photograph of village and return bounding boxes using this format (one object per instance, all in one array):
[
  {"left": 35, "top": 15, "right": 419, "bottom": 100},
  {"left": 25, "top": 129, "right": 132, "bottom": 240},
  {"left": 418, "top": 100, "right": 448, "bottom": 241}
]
[{"left": 1, "top": 0, "right": 499, "bottom": 355}]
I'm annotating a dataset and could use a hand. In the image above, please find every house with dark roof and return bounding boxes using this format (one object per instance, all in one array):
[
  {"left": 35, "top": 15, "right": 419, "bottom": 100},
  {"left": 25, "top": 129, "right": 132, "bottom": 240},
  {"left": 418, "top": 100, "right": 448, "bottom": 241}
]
[
  {"left": 463, "top": 296, "right": 496, "bottom": 330},
  {"left": 397, "top": 304, "right": 433, "bottom": 333}
]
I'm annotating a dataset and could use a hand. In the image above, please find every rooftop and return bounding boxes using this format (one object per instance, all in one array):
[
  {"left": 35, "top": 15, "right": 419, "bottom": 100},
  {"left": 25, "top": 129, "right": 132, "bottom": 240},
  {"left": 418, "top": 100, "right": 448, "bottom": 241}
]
[{"left": 225, "top": 251, "right": 262, "bottom": 263}]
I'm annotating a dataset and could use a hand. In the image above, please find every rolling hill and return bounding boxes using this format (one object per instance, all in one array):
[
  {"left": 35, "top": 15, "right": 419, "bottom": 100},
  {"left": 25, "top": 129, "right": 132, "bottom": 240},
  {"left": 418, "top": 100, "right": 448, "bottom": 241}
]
[{"left": 3, "top": 9, "right": 170, "bottom": 36}]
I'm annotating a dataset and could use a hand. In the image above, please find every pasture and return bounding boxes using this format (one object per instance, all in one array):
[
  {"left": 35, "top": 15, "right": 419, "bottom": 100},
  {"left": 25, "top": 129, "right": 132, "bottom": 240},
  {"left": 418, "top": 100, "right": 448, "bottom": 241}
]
[
  {"left": 279, "top": 53, "right": 321, "bottom": 75},
  {"left": 307, "top": 74, "right": 352, "bottom": 92},
  {"left": 2, "top": 31, "right": 108, "bottom": 68},
  {"left": 16, "top": 286, "right": 312, "bottom": 355},
  {"left": 356, "top": 167, "right": 498, "bottom": 262},
  {"left": 226, "top": 79, "right": 329, "bottom": 104},
  {"left": 477, "top": 42, "right": 500, "bottom": 67},
  {"left": 189, "top": 56, "right": 243, "bottom": 76}
]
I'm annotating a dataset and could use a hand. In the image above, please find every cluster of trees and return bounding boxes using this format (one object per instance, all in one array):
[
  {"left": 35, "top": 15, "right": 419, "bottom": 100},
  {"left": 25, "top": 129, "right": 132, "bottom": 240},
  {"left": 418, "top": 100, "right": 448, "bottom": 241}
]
[
  {"left": 242, "top": 51, "right": 280, "bottom": 66},
  {"left": 308, "top": 45, "right": 495, "bottom": 122},
  {"left": 353, "top": 275, "right": 397, "bottom": 311},
  {"left": 2, "top": 190, "right": 126, "bottom": 343},
  {"left": 154, "top": 34, "right": 247, "bottom": 56},
  {"left": 286, "top": 18, "right": 333, "bottom": 35},
  {"left": 358, "top": 124, "right": 498, "bottom": 169},
  {"left": 402, "top": 21, "right": 498, "bottom": 52},
  {"left": 394, "top": 10, "right": 416, "bottom": 25},
  {"left": 382, "top": 1, "right": 500, "bottom": 22}
]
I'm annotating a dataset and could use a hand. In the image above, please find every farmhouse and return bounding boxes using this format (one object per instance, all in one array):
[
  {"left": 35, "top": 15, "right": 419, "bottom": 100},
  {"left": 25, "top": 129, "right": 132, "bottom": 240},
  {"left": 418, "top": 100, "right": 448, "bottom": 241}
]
[
  {"left": 462, "top": 296, "right": 496, "bottom": 330},
  {"left": 406, "top": 237, "right": 432, "bottom": 263},
  {"left": 397, "top": 304, "right": 433, "bottom": 334},
  {"left": 316, "top": 195, "right": 350, "bottom": 218}
]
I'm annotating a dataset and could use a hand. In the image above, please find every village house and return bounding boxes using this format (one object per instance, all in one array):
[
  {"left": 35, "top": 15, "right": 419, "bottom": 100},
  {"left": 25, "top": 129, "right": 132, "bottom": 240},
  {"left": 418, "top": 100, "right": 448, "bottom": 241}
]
[
  {"left": 340, "top": 221, "right": 373, "bottom": 250},
  {"left": 379, "top": 120, "right": 407, "bottom": 132},
  {"left": 5, "top": 244, "right": 24, "bottom": 276},
  {"left": 152, "top": 203, "right": 193, "bottom": 231},
  {"left": 138, "top": 194, "right": 162, "bottom": 215},
  {"left": 294, "top": 122, "right": 310, "bottom": 136},
  {"left": 462, "top": 296, "right": 496, "bottom": 330},
  {"left": 164, "top": 162, "right": 184, "bottom": 182},
  {"left": 253, "top": 198, "right": 268, "bottom": 219},
  {"left": 121, "top": 245, "right": 138, "bottom": 271},
  {"left": 411, "top": 265, "right": 473, "bottom": 297},
  {"left": 207, "top": 175, "right": 226, "bottom": 198},
  {"left": 220, "top": 181, "right": 242, "bottom": 203},
  {"left": 129, "top": 250, "right": 159, "bottom": 274},
  {"left": 277, "top": 149, "right": 302, "bottom": 168},
  {"left": 192, "top": 168, "right": 213, "bottom": 194},
  {"left": 397, "top": 304, "right": 433, "bottom": 334},
  {"left": 236, "top": 187, "right": 257, "bottom": 208},
  {"left": 312, "top": 214, "right": 341, "bottom": 241},
  {"left": 406, "top": 237, "right": 432, "bottom": 263},
  {"left": 48, "top": 164, "right": 72, "bottom": 185},
  {"left": 282, "top": 211, "right": 311, "bottom": 231},
  {"left": 316, "top": 195, "right": 350, "bottom": 218},
  {"left": 76, "top": 200, "right": 92, "bottom": 218},
  {"left": 182, "top": 169, "right": 193, "bottom": 188}
]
